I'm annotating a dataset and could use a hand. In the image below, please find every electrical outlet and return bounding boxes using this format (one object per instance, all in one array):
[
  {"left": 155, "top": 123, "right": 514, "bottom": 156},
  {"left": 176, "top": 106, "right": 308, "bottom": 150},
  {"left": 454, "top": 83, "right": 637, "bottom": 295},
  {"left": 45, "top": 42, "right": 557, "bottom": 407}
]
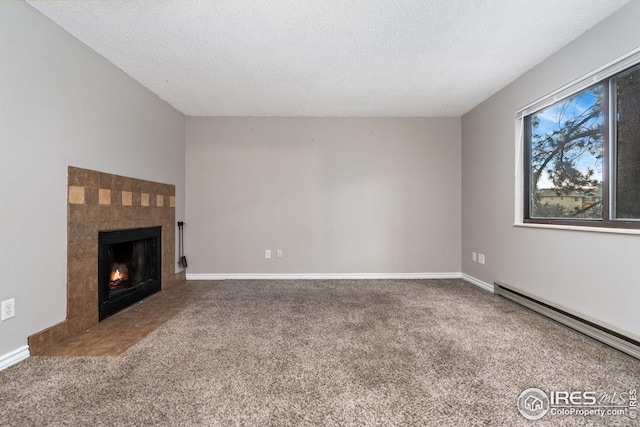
[
  {"left": 276, "top": 249, "right": 283, "bottom": 258},
  {"left": 478, "top": 253, "right": 486, "bottom": 265},
  {"left": 2, "top": 299, "right": 15, "bottom": 321},
  {"left": 265, "top": 249, "right": 271, "bottom": 259},
  {"left": 472, "top": 252, "right": 477, "bottom": 262}
]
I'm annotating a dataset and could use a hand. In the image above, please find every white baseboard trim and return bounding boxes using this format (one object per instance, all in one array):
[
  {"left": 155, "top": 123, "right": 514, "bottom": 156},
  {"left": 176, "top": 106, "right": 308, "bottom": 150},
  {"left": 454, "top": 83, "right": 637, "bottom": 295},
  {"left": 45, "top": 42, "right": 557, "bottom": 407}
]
[
  {"left": 0, "top": 345, "right": 29, "bottom": 371},
  {"left": 461, "top": 274, "right": 495, "bottom": 293},
  {"left": 187, "top": 272, "right": 463, "bottom": 281}
]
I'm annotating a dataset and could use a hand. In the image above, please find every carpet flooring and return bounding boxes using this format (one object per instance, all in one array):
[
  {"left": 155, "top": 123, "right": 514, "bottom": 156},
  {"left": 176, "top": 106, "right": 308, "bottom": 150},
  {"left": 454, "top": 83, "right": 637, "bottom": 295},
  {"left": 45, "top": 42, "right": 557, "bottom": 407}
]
[{"left": 0, "top": 279, "right": 638, "bottom": 426}]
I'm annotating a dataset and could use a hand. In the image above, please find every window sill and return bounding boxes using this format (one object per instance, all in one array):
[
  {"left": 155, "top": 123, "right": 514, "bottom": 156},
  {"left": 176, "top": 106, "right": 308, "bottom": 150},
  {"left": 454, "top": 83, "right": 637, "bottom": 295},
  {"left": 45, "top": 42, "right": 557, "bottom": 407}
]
[{"left": 514, "top": 222, "right": 640, "bottom": 235}]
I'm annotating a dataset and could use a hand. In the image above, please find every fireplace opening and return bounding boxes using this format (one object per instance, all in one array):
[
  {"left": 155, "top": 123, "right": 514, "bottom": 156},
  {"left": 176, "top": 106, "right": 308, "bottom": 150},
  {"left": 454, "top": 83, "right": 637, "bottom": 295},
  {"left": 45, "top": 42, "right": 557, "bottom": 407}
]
[{"left": 98, "top": 226, "right": 161, "bottom": 321}]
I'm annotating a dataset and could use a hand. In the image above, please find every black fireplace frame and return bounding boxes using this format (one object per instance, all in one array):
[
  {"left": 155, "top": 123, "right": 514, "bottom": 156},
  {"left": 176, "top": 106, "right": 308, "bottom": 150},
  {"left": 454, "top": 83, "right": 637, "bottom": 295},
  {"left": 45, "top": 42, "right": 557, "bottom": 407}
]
[{"left": 98, "top": 226, "right": 161, "bottom": 321}]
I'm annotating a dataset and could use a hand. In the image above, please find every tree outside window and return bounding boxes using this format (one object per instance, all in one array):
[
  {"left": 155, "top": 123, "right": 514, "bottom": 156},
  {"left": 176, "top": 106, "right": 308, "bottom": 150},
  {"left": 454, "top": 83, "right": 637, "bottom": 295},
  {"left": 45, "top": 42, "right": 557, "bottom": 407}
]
[{"left": 524, "top": 65, "right": 640, "bottom": 228}]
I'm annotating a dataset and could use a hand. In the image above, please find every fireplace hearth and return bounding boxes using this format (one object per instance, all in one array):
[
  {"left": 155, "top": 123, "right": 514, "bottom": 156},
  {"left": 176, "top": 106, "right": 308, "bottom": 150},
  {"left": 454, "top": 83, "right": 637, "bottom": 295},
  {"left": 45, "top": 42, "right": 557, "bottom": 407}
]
[
  {"left": 98, "top": 226, "right": 161, "bottom": 320},
  {"left": 29, "top": 167, "right": 185, "bottom": 355}
]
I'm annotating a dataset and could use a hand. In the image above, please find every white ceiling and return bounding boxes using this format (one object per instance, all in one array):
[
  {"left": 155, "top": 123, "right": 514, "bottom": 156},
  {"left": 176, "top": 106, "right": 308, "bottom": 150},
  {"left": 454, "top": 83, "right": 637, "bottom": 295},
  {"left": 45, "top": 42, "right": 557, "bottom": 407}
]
[{"left": 27, "top": 0, "right": 630, "bottom": 117}]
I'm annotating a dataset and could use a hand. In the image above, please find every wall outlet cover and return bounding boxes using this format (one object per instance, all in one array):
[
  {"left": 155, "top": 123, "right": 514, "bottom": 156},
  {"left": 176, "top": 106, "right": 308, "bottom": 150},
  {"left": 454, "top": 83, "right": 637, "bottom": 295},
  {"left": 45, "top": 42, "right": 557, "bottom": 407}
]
[{"left": 1, "top": 298, "right": 15, "bottom": 321}]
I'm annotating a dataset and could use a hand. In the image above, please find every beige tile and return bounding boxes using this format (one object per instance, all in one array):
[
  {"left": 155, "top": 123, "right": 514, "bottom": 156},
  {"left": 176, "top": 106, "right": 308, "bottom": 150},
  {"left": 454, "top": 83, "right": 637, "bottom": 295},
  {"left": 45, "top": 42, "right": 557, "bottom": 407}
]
[
  {"left": 156, "top": 195, "right": 164, "bottom": 207},
  {"left": 68, "top": 186, "right": 85, "bottom": 205},
  {"left": 141, "top": 193, "right": 149, "bottom": 207},
  {"left": 122, "top": 191, "right": 133, "bottom": 206},
  {"left": 99, "top": 189, "right": 111, "bottom": 205},
  {"left": 169, "top": 196, "right": 175, "bottom": 207}
]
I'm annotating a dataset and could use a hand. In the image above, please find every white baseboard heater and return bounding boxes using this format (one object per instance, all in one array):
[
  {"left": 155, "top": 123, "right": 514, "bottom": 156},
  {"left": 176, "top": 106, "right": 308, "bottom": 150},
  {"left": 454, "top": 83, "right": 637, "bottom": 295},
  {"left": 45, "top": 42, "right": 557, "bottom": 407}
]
[{"left": 494, "top": 281, "right": 640, "bottom": 360}]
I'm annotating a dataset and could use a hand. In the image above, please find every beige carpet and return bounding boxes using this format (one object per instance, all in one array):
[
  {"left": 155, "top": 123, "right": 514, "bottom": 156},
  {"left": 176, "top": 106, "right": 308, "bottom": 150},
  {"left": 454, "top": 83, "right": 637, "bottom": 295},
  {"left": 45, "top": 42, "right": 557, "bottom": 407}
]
[{"left": 0, "top": 279, "right": 638, "bottom": 426}]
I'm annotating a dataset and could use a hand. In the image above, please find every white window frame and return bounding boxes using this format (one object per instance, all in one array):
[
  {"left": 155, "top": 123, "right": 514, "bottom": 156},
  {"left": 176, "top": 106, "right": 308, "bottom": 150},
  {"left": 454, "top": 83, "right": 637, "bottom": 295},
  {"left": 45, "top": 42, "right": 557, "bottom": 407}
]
[{"left": 514, "top": 46, "right": 640, "bottom": 235}]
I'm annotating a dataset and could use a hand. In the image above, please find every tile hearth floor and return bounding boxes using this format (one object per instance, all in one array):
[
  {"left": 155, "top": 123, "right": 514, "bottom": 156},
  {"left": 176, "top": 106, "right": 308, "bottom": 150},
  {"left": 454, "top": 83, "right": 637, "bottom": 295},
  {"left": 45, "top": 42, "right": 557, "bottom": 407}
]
[{"left": 39, "top": 281, "right": 216, "bottom": 357}]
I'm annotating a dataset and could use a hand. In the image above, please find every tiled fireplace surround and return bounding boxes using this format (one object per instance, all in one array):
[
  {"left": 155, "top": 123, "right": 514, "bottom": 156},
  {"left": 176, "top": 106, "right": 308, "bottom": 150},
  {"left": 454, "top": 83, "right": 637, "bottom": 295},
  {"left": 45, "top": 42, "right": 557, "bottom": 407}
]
[{"left": 28, "top": 167, "right": 186, "bottom": 355}]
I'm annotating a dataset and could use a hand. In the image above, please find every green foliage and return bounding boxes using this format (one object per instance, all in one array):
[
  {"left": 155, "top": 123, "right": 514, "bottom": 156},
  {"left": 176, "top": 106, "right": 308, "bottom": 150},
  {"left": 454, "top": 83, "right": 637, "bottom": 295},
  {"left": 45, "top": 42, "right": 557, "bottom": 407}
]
[
  {"left": 529, "top": 86, "right": 603, "bottom": 219},
  {"left": 534, "top": 202, "right": 568, "bottom": 218}
]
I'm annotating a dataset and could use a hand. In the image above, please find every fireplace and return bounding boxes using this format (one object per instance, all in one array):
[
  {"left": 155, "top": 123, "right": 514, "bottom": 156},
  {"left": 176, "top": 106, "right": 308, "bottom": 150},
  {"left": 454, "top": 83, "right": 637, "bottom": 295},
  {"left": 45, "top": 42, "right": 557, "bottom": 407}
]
[
  {"left": 98, "top": 226, "right": 161, "bottom": 321},
  {"left": 28, "top": 167, "right": 185, "bottom": 355}
]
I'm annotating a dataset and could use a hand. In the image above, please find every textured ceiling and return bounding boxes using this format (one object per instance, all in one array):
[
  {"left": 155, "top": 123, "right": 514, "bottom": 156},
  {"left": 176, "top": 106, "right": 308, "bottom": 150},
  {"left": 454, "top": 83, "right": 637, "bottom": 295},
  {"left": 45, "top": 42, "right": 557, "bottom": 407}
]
[{"left": 27, "top": 0, "right": 630, "bottom": 117}]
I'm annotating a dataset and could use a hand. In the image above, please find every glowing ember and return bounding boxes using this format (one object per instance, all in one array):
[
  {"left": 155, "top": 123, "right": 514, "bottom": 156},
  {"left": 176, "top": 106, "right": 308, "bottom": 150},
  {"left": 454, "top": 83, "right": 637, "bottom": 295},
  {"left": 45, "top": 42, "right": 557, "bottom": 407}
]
[
  {"left": 111, "top": 269, "right": 123, "bottom": 281},
  {"left": 108, "top": 264, "right": 129, "bottom": 290}
]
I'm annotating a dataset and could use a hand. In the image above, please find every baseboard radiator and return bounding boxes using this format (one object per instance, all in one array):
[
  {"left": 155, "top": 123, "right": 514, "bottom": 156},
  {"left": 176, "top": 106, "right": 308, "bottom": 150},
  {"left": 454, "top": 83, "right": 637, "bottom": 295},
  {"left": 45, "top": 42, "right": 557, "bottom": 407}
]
[{"left": 494, "top": 281, "right": 640, "bottom": 360}]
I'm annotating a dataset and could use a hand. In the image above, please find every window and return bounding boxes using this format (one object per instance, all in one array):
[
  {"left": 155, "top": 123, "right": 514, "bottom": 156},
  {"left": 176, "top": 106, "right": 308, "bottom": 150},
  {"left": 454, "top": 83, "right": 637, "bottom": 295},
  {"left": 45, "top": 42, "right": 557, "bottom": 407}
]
[
  {"left": 614, "top": 66, "right": 640, "bottom": 219},
  {"left": 523, "top": 64, "right": 640, "bottom": 229}
]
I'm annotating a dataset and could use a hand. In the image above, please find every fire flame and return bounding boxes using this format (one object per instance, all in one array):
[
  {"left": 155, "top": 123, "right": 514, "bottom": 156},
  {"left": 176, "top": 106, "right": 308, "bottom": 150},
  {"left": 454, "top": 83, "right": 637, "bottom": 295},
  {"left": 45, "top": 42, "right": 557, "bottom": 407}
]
[
  {"left": 110, "top": 265, "right": 128, "bottom": 281},
  {"left": 111, "top": 268, "right": 123, "bottom": 282},
  {"left": 109, "top": 264, "right": 129, "bottom": 290}
]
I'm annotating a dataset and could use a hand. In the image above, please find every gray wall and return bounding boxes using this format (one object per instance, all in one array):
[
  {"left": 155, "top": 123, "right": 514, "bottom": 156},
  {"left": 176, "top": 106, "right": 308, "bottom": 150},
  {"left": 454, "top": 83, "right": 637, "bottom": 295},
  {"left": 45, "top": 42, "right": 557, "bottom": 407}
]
[
  {"left": 186, "top": 117, "right": 461, "bottom": 276},
  {"left": 462, "top": 1, "right": 640, "bottom": 338},
  {"left": 0, "top": 2, "right": 185, "bottom": 356}
]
